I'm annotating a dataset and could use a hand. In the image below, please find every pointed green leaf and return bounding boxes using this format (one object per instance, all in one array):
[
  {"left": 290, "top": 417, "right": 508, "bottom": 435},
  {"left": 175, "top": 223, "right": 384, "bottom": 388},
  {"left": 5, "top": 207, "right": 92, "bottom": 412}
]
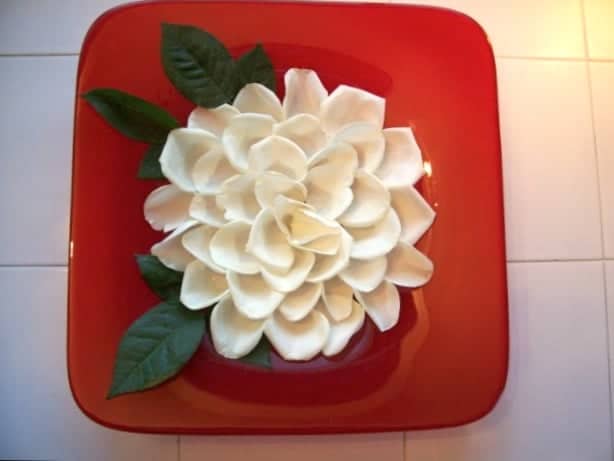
[
  {"left": 136, "top": 254, "right": 182, "bottom": 301},
  {"left": 137, "top": 144, "right": 165, "bottom": 179},
  {"left": 235, "top": 44, "right": 276, "bottom": 93},
  {"left": 108, "top": 301, "right": 205, "bottom": 398},
  {"left": 82, "top": 88, "right": 178, "bottom": 144},
  {"left": 238, "top": 337, "right": 272, "bottom": 369}
]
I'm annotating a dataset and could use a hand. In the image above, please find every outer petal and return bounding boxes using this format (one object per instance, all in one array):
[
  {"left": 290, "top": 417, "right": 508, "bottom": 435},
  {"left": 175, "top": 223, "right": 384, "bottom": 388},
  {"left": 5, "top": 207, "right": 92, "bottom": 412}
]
[
  {"left": 233, "top": 83, "right": 283, "bottom": 121},
  {"left": 181, "top": 225, "right": 225, "bottom": 273},
  {"left": 210, "top": 294, "right": 265, "bottom": 359},
  {"left": 307, "top": 229, "right": 352, "bottom": 283},
  {"left": 223, "top": 113, "right": 274, "bottom": 171},
  {"left": 210, "top": 221, "right": 260, "bottom": 274},
  {"left": 391, "top": 187, "right": 436, "bottom": 245},
  {"left": 248, "top": 135, "right": 308, "bottom": 181},
  {"left": 187, "top": 104, "right": 239, "bottom": 137},
  {"left": 160, "top": 128, "right": 219, "bottom": 192},
  {"left": 339, "top": 256, "right": 387, "bottom": 292},
  {"left": 355, "top": 280, "right": 400, "bottom": 332},
  {"left": 317, "top": 300, "right": 365, "bottom": 357},
  {"left": 320, "top": 84, "right": 385, "bottom": 135},
  {"left": 265, "top": 310, "right": 330, "bottom": 361},
  {"left": 151, "top": 220, "right": 198, "bottom": 271},
  {"left": 189, "top": 194, "right": 227, "bottom": 227},
  {"left": 192, "top": 146, "right": 239, "bottom": 195},
  {"left": 227, "top": 272, "right": 285, "bottom": 320},
  {"left": 375, "top": 127, "right": 424, "bottom": 187},
  {"left": 274, "top": 114, "right": 326, "bottom": 158},
  {"left": 261, "top": 250, "right": 315, "bottom": 293},
  {"left": 338, "top": 170, "right": 390, "bottom": 228},
  {"left": 278, "top": 282, "right": 322, "bottom": 321},
  {"left": 333, "top": 122, "right": 385, "bottom": 173},
  {"left": 180, "top": 259, "right": 228, "bottom": 310},
  {"left": 254, "top": 171, "right": 307, "bottom": 209},
  {"left": 144, "top": 184, "right": 192, "bottom": 232},
  {"left": 386, "top": 242, "right": 434, "bottom": 287},
  {"left": 282, "top": 68, "right": 328, "bottom": 118},
  {"left": 322, "top": 277, "right": 353, "bottom": 321},
  {"left": 348, "top": 209, "right": 401, "bottom": 260},
  {"left": 216, "top": 173, "right": 261, "bottom": 223},
  {"left": 246, "top": 208, "right": 295, "bottom": 273}
]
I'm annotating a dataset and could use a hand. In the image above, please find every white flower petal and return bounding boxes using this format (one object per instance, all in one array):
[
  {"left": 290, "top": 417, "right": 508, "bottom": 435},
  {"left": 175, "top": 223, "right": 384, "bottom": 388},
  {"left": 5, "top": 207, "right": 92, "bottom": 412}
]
[
  {"left": 222, "top": 113, "right": 274, "bottom": 171},
  {"left": 322, "top": 277, "right": 353, "bottom": 321},
  {"left": 187, "top": 104, "right": 239, "bottom": 137},
  {"left": 391, "top": 187, "right": 436, "bottom": 245},
  {"left": 305, "top": 176, "right": 353, "bottom": 221},
  {"left": 282, "top": 68, "right": 328, "bottom": 118},
  {"left": 192, "top": 146, "right": 239, "bottom": 195},
  {"left": 261, "top": 250, "right": 315, "bottom": 293},
  {"left": 246, "top": 208, "right": 295, "bottom": 273},
  {"left": 308, "top": 142, "right": 358, "bottom": 186},
  {"left": 180, "top": 260, "right": 228, "bottom": 310},
  {"left": 210, "top": 294, "right": 265, "bottom": 359},
  {"left": 273, "top": 196, "right": 340, "bottom": 245},
  {"left": 386, "top": 242, "right": 434, "bottom": 287},
  {"left": 348, "top": 209, "right": 401, "bottom": 260},
  {"left": 375, "top": 127, "right": 424, "bottom": 187},
  {"left": 181, "top": 225, "right": 225, "bottom": 273},
  {"left": 338, "top": 170, "right": 390, "bottom": 228},
  {"left": 265, "top": 310, "right": 330, "bottom": 361},
  {"left": 159, "top": 128, "right": 219, "bottom": 192},
  {"left": 248, "top": 135, "right": 308, "bottom": 181},
  {"left": 189, "top": 194, "right": 227, "bottom": 227},
  {"left": 294, "top": 233, "right": 341, "bottom": 256},
  {"left": 216, "top": 173, "right": 261, "bottom": 223},
  {"left": 227, "top": 272, "right": 284, "bottom": 320},
  {"left": 254, "top": 171, "right": 307, "bottom": 209},
  {"left": 210, "top": 221, "right": 260, "bottom": 274},
  {"left": 151, "top": 220, "right": 198, "bottom": 271},
  {"left": 143, "top": 184, "right": 192, "bottom": 232},
  {"left": 320, "top": 84, "right": 385, "bottom": 135},
  {"left": 339, "top": 256, "right": 387, "bottom": 292},
  {"left": 278, "top": 283, "right": 322, "bottom": 321},
  {"left": 233, "top": 83, "right": 283, "bottom": 121},
  {"left": 273, "top": 114, "right": 326, "bottom": 158},
  {"left": 307, "top": 229, "right": 352, "bottom": 283},
  {"left": 333, "top": 122, "right": 385, "bottom": 173},
  {"left": 317, "top": 300, "right": 365, "bottom": 357},
  {"left": 355, "top": 280, "right": 400, "bottom": 332}
]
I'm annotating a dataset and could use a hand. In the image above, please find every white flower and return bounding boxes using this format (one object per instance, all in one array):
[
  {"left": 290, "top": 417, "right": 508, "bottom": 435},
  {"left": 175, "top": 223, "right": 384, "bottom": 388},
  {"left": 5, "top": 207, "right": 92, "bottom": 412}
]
[{"left": 144, "top": 69, "right": 435, "bottom": 361}]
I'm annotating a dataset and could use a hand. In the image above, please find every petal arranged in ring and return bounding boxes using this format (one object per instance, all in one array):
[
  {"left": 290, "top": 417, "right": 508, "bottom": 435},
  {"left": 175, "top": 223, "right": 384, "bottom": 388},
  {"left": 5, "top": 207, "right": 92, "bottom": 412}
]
[
  {"left": 246, "top": 208, "right": 295, "bottom": 273},
  {"left": 144, "top": 184, "right": 192, "bottom": 232},
  {"left": 189, "top": 194, "right": 227, "bottom": 227},
  {"left": 187, "top": 104, "right": 239, "bottom": 137},
  {"left": 338, "top": 170, "right": 390, "bottom": 228},
  {"left": 181, "top": 225, "right": 225, "bottom": 273},
  {"left": 348, "top": 209, "right": 401, "bottom": 260},
  {"left": 254, "top": 172, "right": 307, "bottom": 209},
  {"left": 386, "top": 242, "right": 434, "bottom": 287},
  {"left": 375, "top": 127, "right": 424, "bottom": 187},
  {"left": 151, "top": 220, "right": 198, "bottom": 271},
  {"left": 322, "top": 277, "right": 353, "bottom": 321},
  {"left": 317, "top": 300, "right": 365, "bottom": 357},
  {"left": 227, "top": 272, "right": 285, "bottom": 320},
  {"left": 307, "top": 229, "right": 352, "bottom": 283},
  {"left": 282, "top": 68, "right": 328, "bottom": 118},
  {"left": 216, "top": 173, "right": 261, "bottom": 223},
  {"left": 261, "top": 249, "right": 315, "bottom": 293},
  {"left": 209, "top": 221, "right": 260, "bottom": 274},
  {"left": 192, "top": 146, "right": 239, "bottom": 195},
  {"left": 233, "top": 83, "right": 283, "bottom": 121},
  {"left": 274, "top": 114, "right": 326, "bottom": 158},
  {"left": 180, "top": 259, "right": 228, "bottom": 310},
  {"left": 265, "top": 310, "right": 330, "bottom": 361},
  {"left": 278, "top": 282, "right": 323, "bottom": 322},
  {"left": 307, "top": 142, "right": 358, "bottom": 186},
  {"left": 390, "top": 187, "right": 436, "bottom": 245},
  {"left": 248, "top": 135, "right": 308, "bottom": 181},
  {"left": 355, "top": 280, "right": 400, "bottom": 332},
  {"left": 223, "top": 113, "right": 274, "bottom": 171},
  {"left": 333, "top": 122, "right": 385, "bottom": 173},
  {"left": 339, "top": 256, "right": 387, "bottom": 292},
  {"left": 320, "top": 84, "right": 385, "bottom": 135}
]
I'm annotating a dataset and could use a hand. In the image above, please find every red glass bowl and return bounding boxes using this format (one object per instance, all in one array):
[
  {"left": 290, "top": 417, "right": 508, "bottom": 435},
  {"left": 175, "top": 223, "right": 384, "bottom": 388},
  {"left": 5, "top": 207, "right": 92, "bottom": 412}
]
[{"left": 68, "top": 0, "right": 508, "bottom": 434}]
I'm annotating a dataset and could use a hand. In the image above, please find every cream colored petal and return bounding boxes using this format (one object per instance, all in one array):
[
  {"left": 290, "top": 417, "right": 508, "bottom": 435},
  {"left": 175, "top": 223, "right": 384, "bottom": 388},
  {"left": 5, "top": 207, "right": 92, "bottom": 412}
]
[
  {"left": 216, "top": 173, "right": 261, "bottom": 223},
  {"left": 338, "top": 170, "right": 390, "bottom": 228},
  {"left": 386, "top": 242, "right": 434, "bottom": 287},
  {"left": 355, "top": 280, "right": 400, "bottom": 332},
  {"left": 254, "top": 171, "right": 307, "bottom": 209},
  {"left": 247, "top": 135, "right": 308, "bottom": 181},
  {"left": 233, "top": 83, "right": 283, "bottom": 121},
  {"left": 180, "top": 259, "right": 228, "bottom": 310},
  {"left": 391, "top": 187, "right": 436, "bottom": 245},
  {"left": 320, "top": 85, "right": 385, "bottom": 136},
  {"left": 222, "top": 113, "right": 274, "bottom": 171},
  {"left": 339, "top": 256, "right": 387, "bottom": 292},
  {"left": 375, "top": 127, "right": 424, "bottom": 187},
  {"left": 209, "top": 221, "right": 260, "bottom": 274},
  {"left": 282, "top": 68, "right": 328, "bottom": 118},
  {"left": 348, "top": 209, "right": 401, "bottom": 260},
  {"left": 322, "top": 277, "right": 353, "bottom": 321},
  {"left": 159, "top": 128, "right": 219, "bottom": 192},
  {"left": 307, "top": 229, "right": 352, "bottom": 283},
  {"left": 227, "top": 272, "right": 284, "bottom": 320},
  {"left": 294, "top": 232, "right": 341, "bottom": 256},
  {"left": 274, "top": 114, "right": 326, "bottom": 158},
  {"left": 333, "top": 122, "right": 385, "bottom": 173},
  {"left": 308, "top": 141, "right": 358, "bottom": 175},
  {"left": 181, "top": 225, "right": 225, "bottom": 273},
  {"left": 317, "top": 300, "right": 365, "bottom": 357},
  {"left": 246, "top": 208, "right": 295, "bottom": 273},
  {"left": 278, "top": 282, "right": 322, "bottom": 321},
  {"left": 273, "top": 196, "right": 340, "bottom": 245},
  {"left": 143, "top": 184, "right": 192, "bottom": 232},
  {"left": 151, "top": 220, "right": 198, "bottom": 271},
  {"left": 304, "top": 163, "right": 354, "bottom": 220},
  {"left": 210, "top": 294, "right": 265, "bottom": 359},
  {"left": 187, "top": 104, "right": 239, "bottom": 137},
  {"left": 265, "top": 310, "right": 330, "bottom": 361},
  {"left": 189, "top": 194, "right": 227, "bottom": 227},
  {"left": 261, "top": 250, "right": 315, "bottom": 293},
  {"left": 192, "top": 146, "right": 239, "bottom": 195}
]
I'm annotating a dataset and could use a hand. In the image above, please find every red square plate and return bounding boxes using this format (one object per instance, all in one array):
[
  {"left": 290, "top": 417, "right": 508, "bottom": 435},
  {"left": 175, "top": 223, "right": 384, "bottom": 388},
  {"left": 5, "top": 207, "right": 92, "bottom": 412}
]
[{"left": 68, "top": 0, "right": 508, "bottom": 434}]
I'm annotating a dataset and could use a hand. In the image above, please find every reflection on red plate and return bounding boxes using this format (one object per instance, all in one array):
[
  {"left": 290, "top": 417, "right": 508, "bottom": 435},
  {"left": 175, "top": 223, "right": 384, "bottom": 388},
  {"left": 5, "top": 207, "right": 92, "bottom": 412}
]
[{"left": 68, "top": 1, "right": 508, "bottom": 434}]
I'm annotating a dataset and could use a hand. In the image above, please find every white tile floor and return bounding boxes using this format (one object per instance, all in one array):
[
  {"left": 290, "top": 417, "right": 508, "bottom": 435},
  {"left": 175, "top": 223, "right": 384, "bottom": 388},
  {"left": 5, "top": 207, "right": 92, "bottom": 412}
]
[{"left": 0, "top": 1, "right": 612, "bottom": 460}]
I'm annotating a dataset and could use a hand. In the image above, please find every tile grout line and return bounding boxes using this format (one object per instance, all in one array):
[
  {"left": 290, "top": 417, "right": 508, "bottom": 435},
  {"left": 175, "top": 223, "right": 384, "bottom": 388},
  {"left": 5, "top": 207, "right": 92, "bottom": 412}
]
[{"left": 601, "top": 260, "right": 614, "bottom": 457}]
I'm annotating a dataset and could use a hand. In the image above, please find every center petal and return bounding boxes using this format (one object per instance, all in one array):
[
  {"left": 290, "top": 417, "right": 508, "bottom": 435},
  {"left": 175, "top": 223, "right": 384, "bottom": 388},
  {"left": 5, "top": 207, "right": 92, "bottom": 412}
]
[
  {"left": 247, "top": 135, "right": 308, "bottom": 181},
  {"left": 246, "top": 208, "right": 295, "bottom": 273}
]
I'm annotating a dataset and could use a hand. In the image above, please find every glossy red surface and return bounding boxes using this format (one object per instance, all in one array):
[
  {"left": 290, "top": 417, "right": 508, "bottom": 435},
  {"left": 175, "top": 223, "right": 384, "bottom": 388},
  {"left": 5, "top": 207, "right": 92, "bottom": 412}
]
[{"left": 68, "top": 1, "right": 508, "bottom": 434}]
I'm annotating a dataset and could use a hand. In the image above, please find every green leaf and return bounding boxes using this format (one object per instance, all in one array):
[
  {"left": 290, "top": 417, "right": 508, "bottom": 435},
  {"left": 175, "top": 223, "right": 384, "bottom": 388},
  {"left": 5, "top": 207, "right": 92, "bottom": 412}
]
[
  {"left": 108, "top": 301, "right": 205, "bottom": 398},
  {"left": 137, "top": 144, "right": 165, "bottom": 179},
  {"left": 235, "top": 44, "right": 276, "bottom": 93},
  {"left": 161, "top": 23, "right": 236, "bottom": 107},
  {"left": 238, "top": 337, "right": 272, "bottom": 369},
  {"left": 82, "top": 88, "right": 179, "bottom": 144},
  {"left": 136, "top": 254, "right": 182, "bottom": 301}
]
